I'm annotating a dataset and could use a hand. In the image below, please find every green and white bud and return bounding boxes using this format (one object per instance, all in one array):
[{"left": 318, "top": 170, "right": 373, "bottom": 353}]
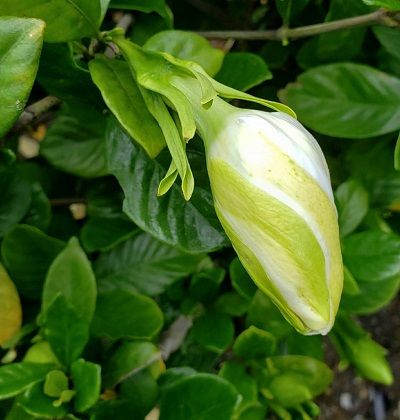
[{"left": 204, "top": 109, "right": 343, "bottom": 335}]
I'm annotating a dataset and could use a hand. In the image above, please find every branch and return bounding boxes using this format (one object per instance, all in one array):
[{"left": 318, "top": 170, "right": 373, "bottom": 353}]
[
  {"left": 159, "top": 315, "right": 193, "bottom": 361},
  {"left": 197, "top": 9, "right": 400, "bottom": 41},
  {"left": 14, "top": 96, "right": 60, "bottom": 131}
]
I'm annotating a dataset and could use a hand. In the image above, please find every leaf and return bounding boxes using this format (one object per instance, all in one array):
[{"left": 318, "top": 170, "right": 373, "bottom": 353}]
[
  {"left": 37, "top": 43, "right": 102, "bottom": 106},
  {"left": 215, "top": 291, "right": 249, "bottom": 317},
  {"left": 230, "top": 258, "right": 257, "bottom": 301},
  {"left": 89, "top": 57, "right": 166, "bottom": 158},
  {"left": 192, "top": 310, "right": 234, "bottom": 353},
  {"left": 42, "top": 237, "right": 97, "bottom": 324},
  {"left": 18, "top": 382, "right": 67, "bottom": 418},
  {"left": 373, "top": 27, "right": 400, "bottom": 60},
  {"left": 103, "top": 341, "right": 160, "bottom": 388},
  {"left": 43, "top": 370, "right": 69, "bottom": 397},
  {"left": 362, "top": 0, "right": 400, "bottom": 9},
  {"left": 0, "top": 265, "right": 22, "bottom": 347},
  {"left": 233, "top": 326, "right": 276, "bottom": 359},
  {"left": 41, "top": 105, "right": 108, "bottom": 178},
  {"left": 144, "top": 30, "right": 224, "bottom": 76},
  {"left": 0, "top": 0, "right": 101, "bottom": 42},
  {"left": 343, "top": 231, "right": 400, "bottom": 282},
  {"left": 0, "top": 166, "right": 32, "bottom": 238},
  {"left": 395, "top": 133, "right": 400, "bottom": 171},
  {"left": 80, "top": 217, "right": 137, "bottom": 252},
  {"left": 106, "top": 119, "right": 228, "bottom": 253},
  {"left": 91, "top": 289, "right": 163, "bottom": 340},
  {"left": 109, "top": 0, "right": 172, "bottom": 23},
  {"left": 0, "top": 363, "right": 54, "bottom": 400},
  {"left": 0, "top": 17, "right": 44, "bottom": 137},
  {"left": 95, "top": 232, "right": 203, "bottom": 296},
  {"left": 189, "top": 268, "right": 225, "bottom": 302},
  {"left": 159, "top": 373, "right": 238, "bottom": 420},
  {"left": 215, "top": 53, "right": 272, "bottom": 92},
  {"left": 279, "top": 63, "right": 400, "bottom": 138},
  {"left": 1, "top": 225, "right": 65, "bottom": 299},
  {"left": 44, "top": 295, "right": 90, "bottom": 366},
  {"left": 23, "top": 183, "right": 51, "bottom": 231},
  {"left": 71, "top": 359, "right": 101, "bottom": 412},
  {"left": 335, "top": 179, "right": 369, "bottom": 237},
  {"left": 276, "top": 0, "right": 310, "bottom": 21}
]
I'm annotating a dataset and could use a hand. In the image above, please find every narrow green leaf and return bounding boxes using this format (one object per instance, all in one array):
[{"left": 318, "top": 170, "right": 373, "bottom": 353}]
[
  {"left": 280, "top": 63, "right": 400, "bottom": 138},
  {"left": 0, "top": 363, "right": 54, "bottom": 400},
  {"left": 71, "top": 360, "right": 101, "bottom": 412},
  {"left": 0, "top": 17, "right": 44, "bottom": 137},
  {"left": 0, "top": 0, "right": 101, "bottom": 42},
  {"left": 42, "top": 237, "right": 97, "bottom": 324},
  {"left": 89, "top": 57, "right": 166, "bottom": 158},
  {"left": 91, "top": 289, "right": 164, "bottom": 340}
]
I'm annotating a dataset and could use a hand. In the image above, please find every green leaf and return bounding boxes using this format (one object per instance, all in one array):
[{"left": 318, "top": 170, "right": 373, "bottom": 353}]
[
  {"left": 343, "top": 231, "right": 400, "bottom": 282},
  {"left": 236, "top": 403, "right": 267, "bottom": 420},
  {"left": 159, "top": 373, "right": 238, "bottom": 420},
  {"left": 276, "top": 0, "right": 310, "bottom": 21},
  {"left": 42, "top": 237, "right": 97, "bottom": 324},
  {"left": 2, "top": 225, "right": 65, "bottom": 299},
  {"left": 103, "top": 341, "right": 160, "bottom": 388},
  {"left": 0, "top": 264, "right": 22, "bottom": 347},
  {"left": 43, "top": 370, "right": 69, "bottom": 398},
  {"left": 395, "top": 133, "right": 400, "bottom": 171},
  {"left": 37, "top": 43, "right": 102, "bottom": 106},
  {"left": 158, "top": 367, "right": 197, "bottom": 389},
  {"left": 18, "top": 382, "right": 67, "bottom": 418},
  {"left": 233, "top": 326, "right": 276, "bottom": 359},
  {"left": 0, "top": 166, "right": 32, "bottom": 238},
  {"left": 44, "top": 295, "right": 90, "bottom": 366},
  {"left": 0, "top": 0, "right": 101, "bottom": 42},
  {"left": 95, "top": 232, "right": 203, "bottom": 296},
  {"left": 192, "top": 310, "right": 234, "bottom": 353},
  {"left": 91, "top": 289, "right": 163, "bottom": 340},
  {"left": 215, "top": 52, "right": 272, "bottom": 92},
  {"left": 71, "top": 359, "right": 101, "bottom": 412},
  {"left": 280, "top": 63, "right": 400, "bottom": 138},
  {"left": 189, "top": 268, "right": 225, "bottom": 302},
  {"left": 260, "top": 356, "right": 333, "bottom": 407},
  {"left": 41, "top": 105, "right": 108, "bottom": 178},
  {"left": 109, "top": 0, "right": 172, "bottom": 23},
  {"left": 215, "top": 291, "right": 249, "bottom": 317},
  {"left": 144, "top": 30, "right": 224, "bottom": 76},
  {"left": 373, "top": 27, "right": 400, "bottom": 60},
  {"left": 89, "top": 57, "right": 166, "bottom": 158},
  {"left": 362, "top": 0, "right": 400, "bottom": 9},
  {"left": 285, "top": 331, "right": 324, "bottom": 361},
  {"left": 0, "top": 363, "right": 54, "bottom": 400},
  {"left": 230, "top": 258, "right": 257, "bottom": 301},
  {"left": 335, "top": 179, "right": 369, "bottom": 237},
  {"left": 23, "top": 183, "right": 51, "bottom": 231},
  {"left": 0, "top": 17, "right": 44, "bottom": 137},
  {"left": 219, "top": 362, "right": 258, "bottom": 410},
  {"left": 106, "top": 119, "right": 228, "bottom": 253},
  {"left": 81, "top": 217, "right": 137, "bottom": 253}
]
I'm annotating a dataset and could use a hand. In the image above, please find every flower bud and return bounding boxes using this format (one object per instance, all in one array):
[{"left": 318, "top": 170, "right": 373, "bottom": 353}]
[{"left": 205, "top": 110, "right": 343, "bottom": 335}]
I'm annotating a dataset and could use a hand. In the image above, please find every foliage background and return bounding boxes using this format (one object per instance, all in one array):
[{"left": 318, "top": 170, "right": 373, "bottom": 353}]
[{"left": 0, "top": 0, "right": 400, "bottom": 418}]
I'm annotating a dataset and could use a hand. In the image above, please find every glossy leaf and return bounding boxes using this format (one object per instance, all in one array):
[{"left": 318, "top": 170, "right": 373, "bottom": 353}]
[
  {"left": 233, "top": 326, "right": 276, "bottom": 359},
  {"left": 41, "top": 105, "right": 108, "bottom": 178},
  {"left": 42, "top": 237, "right": 97, "bottom": 324},
  {"left": 0, "top": 265, "right": 22, "bottom": 346},
  {"left": 91, "top": 289, "right": 163, "bottom": 340},
  {"left": 216, "top": 52, "right": 272, "bottom": 92},
  {"left": 144, "top": 30, "right": 224, "bottom": 76},
  {"left": 0, "top": 363, "right": 54, "bottom": 399},
  {"left": 44, "top": 295, "right": 90, "bottom": 366},
  {"left": 71, "top": 359, "right": 101, "bottom": 412},
  {"left": 1, "top": 225, "right": 65, "bottom": 299},
  {"left": 280, "top": 63, "right": 400, "bottom": 138},
  {"left": 95, "top": 232, "right": 203, "bottom": 296},
  {"left": 0, "top": 0, "right": 101, "bottom": 42},
  {"left": 106, "top": 119, "right": 228, "bottom": 253},
  {"left": 335, "top": 179, "right": 369, "bottom": 237},
  {"left": 89, "top": 57, "right": 166, "bottom": 158},
  {"left": 109, "top": 0, "right": 172, "bottom": 23},
  {"left": 159, "top": 373, "right": 238, "bottom": 420},
  {"left": 0, "top": 17, "right": 44, "bottom": 137},
  {"left": 343, "top": 231, "right": 400, "bottom": 282}
]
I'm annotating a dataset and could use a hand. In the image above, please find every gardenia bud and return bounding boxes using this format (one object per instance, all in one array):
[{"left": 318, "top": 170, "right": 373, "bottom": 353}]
[{"left": 205, "top": 110, "right": 343, "bottom": 335}]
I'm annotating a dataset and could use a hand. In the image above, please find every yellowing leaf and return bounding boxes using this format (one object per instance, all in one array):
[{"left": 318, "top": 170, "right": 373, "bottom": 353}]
[{"left": 0, "top": 264, "right": 22, "bottom": 346}]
